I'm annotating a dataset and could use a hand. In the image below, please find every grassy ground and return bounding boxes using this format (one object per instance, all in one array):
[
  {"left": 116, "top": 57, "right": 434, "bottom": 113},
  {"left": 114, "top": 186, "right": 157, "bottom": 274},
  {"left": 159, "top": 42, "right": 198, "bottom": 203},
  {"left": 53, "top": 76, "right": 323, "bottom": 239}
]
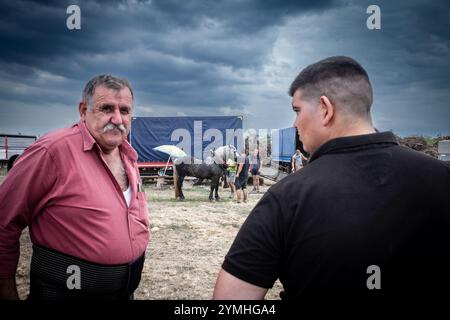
[{"left": 135, "top": 183, "right": 283, "bottom": 300}]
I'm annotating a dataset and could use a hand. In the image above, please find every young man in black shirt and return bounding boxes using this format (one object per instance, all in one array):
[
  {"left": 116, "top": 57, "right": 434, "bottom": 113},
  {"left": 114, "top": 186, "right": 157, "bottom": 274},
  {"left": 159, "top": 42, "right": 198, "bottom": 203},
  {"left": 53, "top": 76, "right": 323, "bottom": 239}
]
[
  {"left": 235, "top": 148, "right": 250, "bottom": 203},
  {"left": 213, "top": 56, "right": 450, "bottom": 299}
]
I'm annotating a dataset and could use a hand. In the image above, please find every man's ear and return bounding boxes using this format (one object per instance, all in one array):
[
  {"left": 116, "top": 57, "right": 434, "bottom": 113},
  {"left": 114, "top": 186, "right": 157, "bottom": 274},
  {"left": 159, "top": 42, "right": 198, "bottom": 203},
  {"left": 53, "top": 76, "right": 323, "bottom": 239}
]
[
  {"left": 79, "top": 102, "right": 87, "bottom": 119},
  {"left": 319, "top": 96, "right": 335, "bottom": 127}
]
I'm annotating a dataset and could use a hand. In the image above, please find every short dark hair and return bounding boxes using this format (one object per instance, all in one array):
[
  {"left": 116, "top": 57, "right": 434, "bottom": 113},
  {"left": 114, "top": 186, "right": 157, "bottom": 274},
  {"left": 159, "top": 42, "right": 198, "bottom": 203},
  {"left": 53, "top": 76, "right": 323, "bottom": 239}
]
[
  {"left": 82, "top": 74, "right": 133, "bottom": 108},
  {"left": 289, "top": 56, "right": 373, "bottom": 117}
]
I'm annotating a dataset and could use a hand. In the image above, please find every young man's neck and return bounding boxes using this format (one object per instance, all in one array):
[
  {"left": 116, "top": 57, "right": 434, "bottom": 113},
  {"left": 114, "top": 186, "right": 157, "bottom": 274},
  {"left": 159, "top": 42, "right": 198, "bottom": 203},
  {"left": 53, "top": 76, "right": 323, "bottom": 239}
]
[{"left": 329, "top": 117, "right": 375, "bottom": 140}]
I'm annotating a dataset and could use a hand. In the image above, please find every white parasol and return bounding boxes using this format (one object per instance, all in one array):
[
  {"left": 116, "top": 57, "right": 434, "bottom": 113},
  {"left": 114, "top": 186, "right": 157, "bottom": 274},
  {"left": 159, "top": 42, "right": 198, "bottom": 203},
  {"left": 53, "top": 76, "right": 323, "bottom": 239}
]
[{"left": 153, "top": 145, "right": 187, "bottom": 175}]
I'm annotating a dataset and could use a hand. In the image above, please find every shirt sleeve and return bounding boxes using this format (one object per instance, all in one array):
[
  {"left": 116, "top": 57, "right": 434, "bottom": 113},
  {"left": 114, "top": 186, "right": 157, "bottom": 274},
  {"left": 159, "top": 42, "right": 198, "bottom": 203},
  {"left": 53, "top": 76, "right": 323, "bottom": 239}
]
[
  {"left": 222, "top": 190, "right": 284, "bottom": 288},
  {"left": 0, "top": 144, "right": 57, "bottom": 278}
]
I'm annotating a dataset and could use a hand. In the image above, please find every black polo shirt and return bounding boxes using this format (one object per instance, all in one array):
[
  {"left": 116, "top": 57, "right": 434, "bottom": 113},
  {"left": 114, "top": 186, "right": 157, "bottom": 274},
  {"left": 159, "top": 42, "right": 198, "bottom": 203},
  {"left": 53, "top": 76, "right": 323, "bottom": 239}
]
[
  {"left": 222, "top": 132, "right": 450, "bottom": 299},
  {"left": 237, "top": 155, "right": 250, "bottom": 178}
]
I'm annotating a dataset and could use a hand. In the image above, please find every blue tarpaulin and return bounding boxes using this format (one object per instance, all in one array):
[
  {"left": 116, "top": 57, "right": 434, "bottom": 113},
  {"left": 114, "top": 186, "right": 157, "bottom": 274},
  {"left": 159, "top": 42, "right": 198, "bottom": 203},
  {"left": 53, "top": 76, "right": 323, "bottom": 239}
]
[
  {"left": 130, "top": 116, "right": 243, "bottom": 162},
  {"left": 271, "top": 127, "right": 296, "bottom": 163}
]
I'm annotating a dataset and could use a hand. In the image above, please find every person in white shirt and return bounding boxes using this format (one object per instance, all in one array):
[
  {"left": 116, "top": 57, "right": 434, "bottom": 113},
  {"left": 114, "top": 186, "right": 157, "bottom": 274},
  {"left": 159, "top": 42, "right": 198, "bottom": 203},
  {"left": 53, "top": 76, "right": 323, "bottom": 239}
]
[{"left": 291, "top": 149, "right": 307, "bottom": 172}]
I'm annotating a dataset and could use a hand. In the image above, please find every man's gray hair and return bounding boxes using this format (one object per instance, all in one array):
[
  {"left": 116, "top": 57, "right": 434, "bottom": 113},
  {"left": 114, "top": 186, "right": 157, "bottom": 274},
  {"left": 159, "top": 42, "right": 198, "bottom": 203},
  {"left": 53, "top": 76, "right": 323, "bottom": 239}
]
[{"left": 82, "top": 74, "right": 134, "bottom": 108}]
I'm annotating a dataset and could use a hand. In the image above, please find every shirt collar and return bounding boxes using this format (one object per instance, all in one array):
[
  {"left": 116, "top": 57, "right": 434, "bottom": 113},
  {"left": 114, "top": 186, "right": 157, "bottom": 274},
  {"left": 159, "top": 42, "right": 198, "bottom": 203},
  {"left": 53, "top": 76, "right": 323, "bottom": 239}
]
[
  {"left": 77, "top": 120, "right": 96, "bottom": 151},
  {"left": 309, "top": 131, "right": 399, "bottom": 164},
  {"left": 119, "top": 138, "right": 138, "bottom": 162},
  {"left": 77, "top": 120, "right": 138, "bottom": 162}
]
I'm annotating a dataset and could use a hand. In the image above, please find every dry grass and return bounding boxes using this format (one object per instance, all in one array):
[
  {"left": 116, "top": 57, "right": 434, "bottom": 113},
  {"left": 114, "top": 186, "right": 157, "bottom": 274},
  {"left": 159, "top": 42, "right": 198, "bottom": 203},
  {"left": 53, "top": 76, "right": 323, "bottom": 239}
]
[{"left": 8, "top": 178, "right": 282, "bottom": 300}]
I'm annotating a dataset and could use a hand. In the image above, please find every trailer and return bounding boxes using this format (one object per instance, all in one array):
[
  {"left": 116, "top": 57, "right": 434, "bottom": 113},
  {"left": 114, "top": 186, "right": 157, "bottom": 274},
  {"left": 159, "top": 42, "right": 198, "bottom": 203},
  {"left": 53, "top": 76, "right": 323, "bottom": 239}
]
[
  {"left": 0, "top": 133, "right": 37, "bottom": 171},
  {"left": 438, "top": 140, "right": 450, "bottom": 163},
  {"left": 129, "top": 116, "right": 243, "bottom": 183},
  {"left": 270, "top": 127, "right": 308, "bottom": 173}
]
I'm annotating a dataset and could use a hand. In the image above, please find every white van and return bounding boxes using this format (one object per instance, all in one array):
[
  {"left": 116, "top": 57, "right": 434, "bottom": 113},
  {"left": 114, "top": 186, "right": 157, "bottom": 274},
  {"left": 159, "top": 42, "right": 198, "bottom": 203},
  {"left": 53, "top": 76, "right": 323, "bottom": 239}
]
[{"left": 438, "top": 140, "right": 450, "bottom": 163}]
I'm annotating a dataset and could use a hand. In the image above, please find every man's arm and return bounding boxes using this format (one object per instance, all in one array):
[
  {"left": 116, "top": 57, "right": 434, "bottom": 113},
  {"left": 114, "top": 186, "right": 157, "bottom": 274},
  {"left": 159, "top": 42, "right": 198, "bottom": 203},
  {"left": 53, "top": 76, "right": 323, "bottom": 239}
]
[
  {"left": 213, "top": 268, "right": 268, "bottom": 300},
  {"left": 214, "top": 191, "right": 282, "bottom": 299},
  {"left": 236, "top": 162, "right": 243, "bottom": 176},
  {"left": 0, "top": 144, "right": 57, "bottom": 299}
]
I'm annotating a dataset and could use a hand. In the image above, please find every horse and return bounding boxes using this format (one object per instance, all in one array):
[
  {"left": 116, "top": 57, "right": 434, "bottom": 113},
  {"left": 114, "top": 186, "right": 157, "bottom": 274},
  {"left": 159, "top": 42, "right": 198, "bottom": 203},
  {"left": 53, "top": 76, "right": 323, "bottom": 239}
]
[{"left": 174, "top": 145, "right": 238, "bottom": 201}]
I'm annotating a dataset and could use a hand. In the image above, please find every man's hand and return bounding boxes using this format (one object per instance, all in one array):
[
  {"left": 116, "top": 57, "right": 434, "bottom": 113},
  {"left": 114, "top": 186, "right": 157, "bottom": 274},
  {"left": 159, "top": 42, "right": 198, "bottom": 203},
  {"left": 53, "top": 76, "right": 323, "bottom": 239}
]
[{"left": 0, "top": 278, "right": 20, "bottom": 300}]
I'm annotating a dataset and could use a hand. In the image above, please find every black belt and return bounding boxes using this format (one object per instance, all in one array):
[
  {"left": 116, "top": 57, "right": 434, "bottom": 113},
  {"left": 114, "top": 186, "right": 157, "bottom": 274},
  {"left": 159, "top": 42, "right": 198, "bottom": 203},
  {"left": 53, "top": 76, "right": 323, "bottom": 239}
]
[{"left": 29, "top": 245, "right": 145, "bottom": 300}]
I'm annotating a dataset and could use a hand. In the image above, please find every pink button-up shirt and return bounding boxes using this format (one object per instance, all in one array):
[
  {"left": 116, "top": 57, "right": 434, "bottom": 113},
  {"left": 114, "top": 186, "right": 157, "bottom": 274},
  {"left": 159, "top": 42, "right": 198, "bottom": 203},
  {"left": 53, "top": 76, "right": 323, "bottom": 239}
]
[{"left": 0, "top": 121, "right": 150, "bottom": 278}]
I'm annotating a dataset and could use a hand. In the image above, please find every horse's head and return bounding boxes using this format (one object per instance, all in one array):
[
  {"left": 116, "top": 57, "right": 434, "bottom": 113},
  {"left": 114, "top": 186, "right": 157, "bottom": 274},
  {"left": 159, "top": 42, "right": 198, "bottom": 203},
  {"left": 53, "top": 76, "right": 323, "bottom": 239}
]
[
  {"left": 211, "top": 145, "right": 239, "bottom": 164},
  {"left": 226, "top": 145, "right": 240, "bottom": 161}
]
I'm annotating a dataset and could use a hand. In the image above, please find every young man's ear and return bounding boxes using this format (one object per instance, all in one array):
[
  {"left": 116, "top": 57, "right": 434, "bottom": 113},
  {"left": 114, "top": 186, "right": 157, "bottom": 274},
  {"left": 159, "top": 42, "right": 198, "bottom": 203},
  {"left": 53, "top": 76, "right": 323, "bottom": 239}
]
[
  {"left": 319, "top": 95, "right": 335, "bottom": 126},
  {"left": 79, "top": 102, "right": 87, "bottom": 119}
]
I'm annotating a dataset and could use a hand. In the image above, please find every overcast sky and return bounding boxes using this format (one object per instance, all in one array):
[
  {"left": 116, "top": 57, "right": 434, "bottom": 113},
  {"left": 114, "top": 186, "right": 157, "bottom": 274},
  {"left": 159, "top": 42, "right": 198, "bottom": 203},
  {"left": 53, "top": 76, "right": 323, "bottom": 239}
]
[{"left": 1, "top": 0, "right": 449, "bottom": 137}]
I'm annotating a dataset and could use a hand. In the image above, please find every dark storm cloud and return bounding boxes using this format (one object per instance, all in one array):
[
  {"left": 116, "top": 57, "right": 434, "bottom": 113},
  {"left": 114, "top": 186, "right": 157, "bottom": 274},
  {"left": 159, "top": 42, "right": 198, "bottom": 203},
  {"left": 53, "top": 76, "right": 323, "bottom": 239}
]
[
  {"left": 265, "top": 0, "right": 450, "bottom": 136},
  {"left": 361, "top": 0, "right": 450, "bottom": 135},
  {"left": 0, "top": 0, "right": 449, "bottom": 136},
  {"left": 0, "top": 0, "right": 337, "bottom": 135},
  {"left": 0, "top": 0, "right": 334, "bottom": 68}
]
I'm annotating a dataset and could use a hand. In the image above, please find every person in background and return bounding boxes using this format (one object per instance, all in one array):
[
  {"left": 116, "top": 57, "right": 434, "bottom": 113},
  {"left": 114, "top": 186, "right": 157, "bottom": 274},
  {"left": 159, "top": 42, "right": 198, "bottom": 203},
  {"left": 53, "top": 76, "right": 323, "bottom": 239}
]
[
  {"left": 250, "top": 148, "right": 262, "bottom": 193},
  {"left": 226, "top": 157, "right": 237, "bottom": 199},
  {"left": 234, "top": 148, "right": 250, "bottom": 203},
  {"left": 291, "top": 149, "right": 307, "bottom": 172},
  {"left": 0, "top": 75, "right": 149, "bottom": 300}
]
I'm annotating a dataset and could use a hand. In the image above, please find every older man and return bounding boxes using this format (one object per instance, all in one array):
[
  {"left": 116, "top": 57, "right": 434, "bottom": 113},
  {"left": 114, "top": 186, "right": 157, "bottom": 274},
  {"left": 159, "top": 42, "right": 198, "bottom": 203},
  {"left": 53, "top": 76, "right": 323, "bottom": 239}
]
[
  {"left": 0, "top": 75, "right": 149, "bottom": 300},
  {"left": 213, "top": 56, "right": 450, "bottom": 299}
]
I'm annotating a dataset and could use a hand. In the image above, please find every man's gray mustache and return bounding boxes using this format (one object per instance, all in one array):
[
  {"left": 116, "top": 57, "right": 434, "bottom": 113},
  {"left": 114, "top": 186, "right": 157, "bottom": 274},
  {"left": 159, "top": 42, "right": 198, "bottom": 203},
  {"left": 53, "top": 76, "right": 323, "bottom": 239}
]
[{"left": 103, "top": 123, "right": 126, "bottom": 133}]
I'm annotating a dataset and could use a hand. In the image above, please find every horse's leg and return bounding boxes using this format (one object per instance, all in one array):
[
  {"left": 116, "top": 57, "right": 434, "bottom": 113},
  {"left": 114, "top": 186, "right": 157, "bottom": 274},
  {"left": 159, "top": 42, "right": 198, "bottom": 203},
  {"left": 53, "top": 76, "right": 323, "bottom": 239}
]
[
  {"left": 214, "top": 176, "right": 220, "bottom": 201},
  {"left": 178, "top": 175, "right": 185, "bottom": 201},
  {"left": 215, "top": 182, "right": 220, "bottom": 201},
  {"left": 209, "top": 175, "right": 218, "bottom": 201},
  {"left": 209, "top": 181, "right": 215, "bottom": 201}
]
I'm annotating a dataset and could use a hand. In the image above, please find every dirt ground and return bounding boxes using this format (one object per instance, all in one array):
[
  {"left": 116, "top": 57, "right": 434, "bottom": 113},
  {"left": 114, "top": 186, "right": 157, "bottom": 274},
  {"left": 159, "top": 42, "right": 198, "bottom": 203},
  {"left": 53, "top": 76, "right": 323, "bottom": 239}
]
[{"left": 10, "top": 177, "right": 283, "bottom": 300}]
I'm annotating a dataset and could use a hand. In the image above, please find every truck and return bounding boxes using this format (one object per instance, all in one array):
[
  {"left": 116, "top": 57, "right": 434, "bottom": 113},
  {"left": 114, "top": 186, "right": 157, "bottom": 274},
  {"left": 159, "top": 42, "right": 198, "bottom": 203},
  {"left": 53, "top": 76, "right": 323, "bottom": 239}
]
[
  {"left": 270, "top": 127, "right": 308, "bottom": 173},
  {"left": 438, "top": 140, "right": 450, "bottom": 163},
  {"left": 129, "top": 116, "right": 243, "bottom": 180},
  {"left": 1, "top": 133, "right": 38, "bottom": 171}
]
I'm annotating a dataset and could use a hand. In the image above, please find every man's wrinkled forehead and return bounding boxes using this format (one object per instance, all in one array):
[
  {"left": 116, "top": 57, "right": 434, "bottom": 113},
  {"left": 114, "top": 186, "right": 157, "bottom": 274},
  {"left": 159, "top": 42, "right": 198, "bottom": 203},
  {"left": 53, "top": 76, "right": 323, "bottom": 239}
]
[{"left": 92, "top": 86, "right": 133, "bottom": 106}]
